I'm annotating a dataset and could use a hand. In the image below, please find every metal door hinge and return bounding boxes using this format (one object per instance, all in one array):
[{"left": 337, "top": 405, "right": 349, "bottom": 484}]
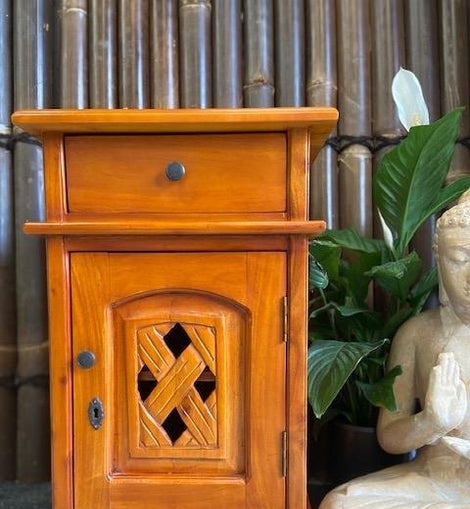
[
  {"left": 283, "top": 296, "right": 288, "bottom": 343},
  {"left": 281, "top": 430, "right": 288, "bottom": 477}
]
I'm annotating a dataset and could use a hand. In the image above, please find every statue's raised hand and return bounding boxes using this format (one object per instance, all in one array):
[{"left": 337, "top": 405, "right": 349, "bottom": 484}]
[{"left": 424, "top": 352, "right": 467, "bottom": 436}]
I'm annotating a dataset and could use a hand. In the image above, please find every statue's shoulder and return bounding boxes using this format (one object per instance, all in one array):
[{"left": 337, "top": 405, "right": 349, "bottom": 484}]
[{"left": 394, "top": 308, "right": 442, "bottom": 344}]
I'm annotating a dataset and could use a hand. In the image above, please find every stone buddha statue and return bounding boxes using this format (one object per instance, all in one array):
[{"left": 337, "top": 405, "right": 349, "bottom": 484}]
[{"left": 320, "top": 192, "right": 470, "bottom": 509}]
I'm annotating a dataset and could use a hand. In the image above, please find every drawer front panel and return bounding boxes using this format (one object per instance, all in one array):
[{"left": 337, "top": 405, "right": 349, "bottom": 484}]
[{"left": 65, "top": 133, "right": 287, "bottom": 214}]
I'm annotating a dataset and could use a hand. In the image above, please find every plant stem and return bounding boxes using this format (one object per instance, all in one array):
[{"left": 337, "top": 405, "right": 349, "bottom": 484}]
[{"left": 319, "top": 287, "right": 338, "bottom": 337}]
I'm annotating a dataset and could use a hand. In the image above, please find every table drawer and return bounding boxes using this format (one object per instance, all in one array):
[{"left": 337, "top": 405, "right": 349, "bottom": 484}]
[{"left": 65, "top": 133, "right": 287, "bottom": 215}]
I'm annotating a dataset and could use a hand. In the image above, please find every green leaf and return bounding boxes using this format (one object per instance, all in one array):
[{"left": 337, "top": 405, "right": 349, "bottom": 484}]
[
  {"left": 410, "top": 266, "right": 438, "bottom": 313},
  {"left": 309, "top": 303, "right": 332, "bottom": 320},
  {"left": 374, "top": 108, "right": 462, "bottom": 255},
  {"left": 384, "top": 307, "right": 413, "bottom": 338},
  {"left": 307, "top": 339, "right": 387, "bottom": 418},
  {"left": 309, "top": 259, "right": 329, "bottom": 289},
  {"left": 320, "top": 228, "right": 385, "bottom": 254},
  {"left": 410, "top": 266, "right": 438, "bottom": 299},
  {"left": 356, "top": 366, "right": 403, "bottom": 412},
  {"left": 334, "top": 304, "right": 371, "bottom": 316},
  {"left": 346, "top": 312, "right": 384, "bottom": 342},
  {"left": 343, "top": 251, "right": 382, "bottom": 304},
  {"left": 309, "top": 240, "right": 341, "bottom": 280},
  {"left": 365, "top": 251, "right": 422, "bottom": 300},
  {"left": 424, "top": 177, "right": 470, "bottom": 218}
]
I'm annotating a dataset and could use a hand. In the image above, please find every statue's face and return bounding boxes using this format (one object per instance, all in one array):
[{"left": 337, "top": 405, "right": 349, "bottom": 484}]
[{"left": 438, "top": 227, "right": 470, "bottom": 323}]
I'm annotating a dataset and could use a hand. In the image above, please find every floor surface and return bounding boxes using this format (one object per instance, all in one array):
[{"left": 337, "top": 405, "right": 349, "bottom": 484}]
[{"left": 0, "top": 483, "right": 51, "bottom": 509}]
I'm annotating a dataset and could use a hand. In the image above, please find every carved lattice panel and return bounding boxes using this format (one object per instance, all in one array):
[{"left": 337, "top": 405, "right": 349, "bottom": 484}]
[{"left": 136, "top": 322, "right": 217, "bottom": 448}]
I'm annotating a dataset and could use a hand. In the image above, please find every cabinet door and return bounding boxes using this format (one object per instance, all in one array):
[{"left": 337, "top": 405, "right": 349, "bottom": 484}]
[{"left": 71, "top": 252, "right": 286, "bottom": 509}]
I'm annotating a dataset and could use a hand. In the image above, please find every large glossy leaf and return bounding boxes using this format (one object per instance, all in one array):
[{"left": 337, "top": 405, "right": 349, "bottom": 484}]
[
  {"left": 374, "top": 108, "right": 462, "bottom": 255},
  {"left": 384, "top": 307, "right": 413, "bottom": 338},
  {"left": 346, "top": 312, "right": 384, "bottom": 342},
  {"left": 307, "top": 339, "right": 387, "bottom": 418},
  {"left": 366, "top": 251, "right": 422, "bottom": 300},
  {"left": 320, "top": 228, "right": 385, "bottom": 254},
  {"left": 424, "top": 177, "right": 470, "bottom": 219},
  {"left": 309, "top": 259, "right": 329, "bottom": 289},
  {"left": 356, "top": 365, "right": 403, "bottom": 411},
  {"left": 343, "top": 251, "right": 382, "bottom": 304},
  {"left": 309, "top": 302, "right": 370, "bottom": 320},
  {"left": 309, "top": 240, "right": 341, "bottom": 280},
  {"left": 410, "top": 266, "right": 438, "bottom": 313}
]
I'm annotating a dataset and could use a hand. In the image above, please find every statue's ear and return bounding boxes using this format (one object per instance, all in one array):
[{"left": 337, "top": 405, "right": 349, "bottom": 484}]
[{"left": 438, "top": 268, "right": 450, "bottom": 306}]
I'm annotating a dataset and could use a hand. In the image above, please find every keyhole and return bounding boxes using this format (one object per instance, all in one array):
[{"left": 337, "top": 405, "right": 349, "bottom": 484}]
[{"left": 88, "top": 397, "right": 104, "bottom": 430}]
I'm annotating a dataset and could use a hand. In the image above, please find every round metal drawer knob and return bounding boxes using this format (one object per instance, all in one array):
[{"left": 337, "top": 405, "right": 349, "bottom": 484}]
[
  {"left": 76, "top": 350, "right": 96, "bottom": 369},
  {"left": 165, "top": 161, "right": 186, "bottom": 181}
]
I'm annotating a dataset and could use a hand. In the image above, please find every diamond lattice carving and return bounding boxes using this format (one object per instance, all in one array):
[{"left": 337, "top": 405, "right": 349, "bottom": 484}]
[{"left": 137, "top": 322, "right": 217, "bottom": 448}]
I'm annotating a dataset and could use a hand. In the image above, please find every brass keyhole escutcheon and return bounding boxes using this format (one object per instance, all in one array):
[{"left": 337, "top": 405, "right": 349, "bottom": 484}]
[{"left": 88, "top": 398, "right": 104, "bottom": 430}]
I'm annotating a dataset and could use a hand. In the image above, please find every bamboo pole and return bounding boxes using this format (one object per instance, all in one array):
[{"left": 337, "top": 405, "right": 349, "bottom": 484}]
[
  {"left": 179, "top": 0, "right": 212, "bottom": 108},
  {"left": 306, "top": 0, "right": 338, "bottom": 228},
  {"left": 371, "top": 0, "right": 405, "bottom": 236},
  {"left": 89, "top": 0, "right": 117, "bottom": 109},
  {"left": 118, "top": 0, "right": 150, "bottom": 108},
  {"left": 13, "top": 0, "right": 53, "bottom": 482},
  {"left": 59, "top": 0, "right": 88, "bottom": 108},
  {"left": 150, "top": 0, "right": 179, "bottom": 108},
  {"left": 404, "top": 0, "right": 440, "bottom": 305},
  {"left": 0, "top": 0, "right": 16, "bottom": 481},
  {"left": 439, "top": 0, "right": 469, "bottom": 182},
  {"left": 273, "top": 0, "right": 305, "bottom": 106},
  {"left": 337, "top": 0, "right": 372, "bottom": 238},
  {"left": 243, "top": 0, "right": 274, "bottom": 107},
  {"left": 213, "top": 0, "right": 242, "bottom": 107}
]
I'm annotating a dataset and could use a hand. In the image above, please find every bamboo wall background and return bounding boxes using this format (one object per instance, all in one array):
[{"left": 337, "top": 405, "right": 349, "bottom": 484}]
[{"left": 0, "top": 0, "right": 469, "bottom": 483}]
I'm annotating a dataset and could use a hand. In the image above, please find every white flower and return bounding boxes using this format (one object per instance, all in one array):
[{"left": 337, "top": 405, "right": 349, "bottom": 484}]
[
  {"left": 378, "top": 210, "right": 394, "bottom": 251},
  {"left": 392, "top": 68, "right": 430, "bottom": 131}
]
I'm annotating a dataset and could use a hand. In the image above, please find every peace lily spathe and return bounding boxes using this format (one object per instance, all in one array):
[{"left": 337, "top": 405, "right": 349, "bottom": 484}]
[{"left": 392, "top": 67, "right": 430, "bottom": 131}]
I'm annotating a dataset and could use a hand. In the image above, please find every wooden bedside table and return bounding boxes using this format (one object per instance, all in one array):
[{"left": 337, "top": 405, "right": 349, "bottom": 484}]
[{"left": 12, "top": 108, "right": 338, "bottom": 509}]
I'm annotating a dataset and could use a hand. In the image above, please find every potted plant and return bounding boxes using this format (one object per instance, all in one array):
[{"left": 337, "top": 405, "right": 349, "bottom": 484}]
[{"left": 307, "top": 69, "right": 470, "bottom": 485}]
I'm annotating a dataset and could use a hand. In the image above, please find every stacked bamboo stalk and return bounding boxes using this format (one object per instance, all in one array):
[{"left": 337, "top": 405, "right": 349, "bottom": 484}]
[
  {"left": 439, "top": 0, "right": 469, "bottom": 183},
  {"left": 180, "top": 0, "right": 212, "bottom": 108},
  {"left": 90, "top": 0, "right": 117, "bottom": 109},
  {"left": 118, "top": 0, "right": 150, "bottom": 108},
  {"left": 150, "top": 0, "right": 179, "bottom": 108},
  {"left": 13, "top": 0, "right": 53, "bottom": 482},
  {"left": 274, "top": 0, "right": 305, "bottom": 106},
  {"left": 404, "top": 0, "right": 441, "bottom": 306},
  {"left": 60, "top": 0, "right": 88, "bottom": 108},
  {"left": 306, "top": 0, "right": 338, "bottom": 228},
  {"left": 213, "top": 0, "right": 242, "bottom": 107},
  {"left": 371, "top": 0, "right": 405, "bottom": 237},
  {"left": 0, "top": 0, "right": 16, "bottom": 481},
  {"left": 243, "top": 0, "right": 274, "bottom": 107},
  {"left": 337, "top": 0, "right": 372, "bottom": 237}
]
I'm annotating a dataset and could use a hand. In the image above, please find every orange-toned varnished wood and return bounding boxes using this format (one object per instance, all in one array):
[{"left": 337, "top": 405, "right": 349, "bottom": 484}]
[
  {"left": 45, "top": 237, "right": 73, "bottom": 509},
  {"left": 65, "top": 133, "right": 287, "bottom": 214},
  {"left": 23, "top": 219, "right": 326, "bottom": 236},
  {"left": 72, "top": 252, "right": 286, "bottom": 509},
  {"left": 14, "top": 108, "right": 338, "bottom": 509}
]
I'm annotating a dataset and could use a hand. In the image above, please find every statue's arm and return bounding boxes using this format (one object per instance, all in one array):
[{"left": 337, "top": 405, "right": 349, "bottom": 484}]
[
  {"left": 377, "top": 321, "right": 467, "bottom": 454},
  {"left": 376, "top": 322, "right": 432, "bottom": 454}
]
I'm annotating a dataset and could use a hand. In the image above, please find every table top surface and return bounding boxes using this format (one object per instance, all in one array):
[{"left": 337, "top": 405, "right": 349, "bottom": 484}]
[{"left": 11, "top": 107, "right": 339, "bottom": 136}]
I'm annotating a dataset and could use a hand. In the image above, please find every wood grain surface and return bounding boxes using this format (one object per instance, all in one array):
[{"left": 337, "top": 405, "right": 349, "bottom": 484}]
[{"left": 65, "top": 133, "right": 287, "bottom": 214}]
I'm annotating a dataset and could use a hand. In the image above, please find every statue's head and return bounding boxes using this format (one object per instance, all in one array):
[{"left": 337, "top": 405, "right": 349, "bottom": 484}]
[{"left": 436, "top": 189, "right": 470, "bottom": 322}]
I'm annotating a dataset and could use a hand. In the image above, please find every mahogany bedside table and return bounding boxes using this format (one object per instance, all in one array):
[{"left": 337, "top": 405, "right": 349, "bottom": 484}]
[{"left": 12, "top": 108, "right": 338, "bottom": 509}]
